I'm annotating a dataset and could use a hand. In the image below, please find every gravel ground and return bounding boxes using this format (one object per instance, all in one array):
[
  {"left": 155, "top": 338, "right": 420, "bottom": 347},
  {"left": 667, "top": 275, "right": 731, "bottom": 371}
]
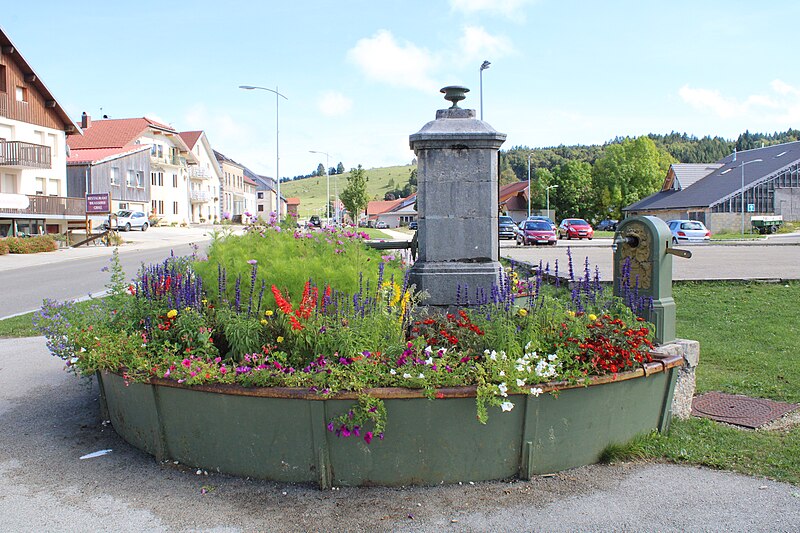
[{"left": 2, "top": 336, "right": 799, "bottom": 532}]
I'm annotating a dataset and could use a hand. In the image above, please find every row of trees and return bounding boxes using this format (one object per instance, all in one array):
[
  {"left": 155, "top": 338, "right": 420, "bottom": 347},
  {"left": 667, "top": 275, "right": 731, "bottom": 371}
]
[{"left": 501, "top": 128, "right": 800, "bottom": 222}]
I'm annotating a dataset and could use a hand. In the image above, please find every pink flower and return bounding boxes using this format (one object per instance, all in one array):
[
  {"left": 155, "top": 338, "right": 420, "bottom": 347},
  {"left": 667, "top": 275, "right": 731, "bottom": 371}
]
[
  {"left": 364, "top": 431, "right": 373, "bottom": 444},
  {"left": 182, "top": 358, "right": 191, "bottom": 368}
]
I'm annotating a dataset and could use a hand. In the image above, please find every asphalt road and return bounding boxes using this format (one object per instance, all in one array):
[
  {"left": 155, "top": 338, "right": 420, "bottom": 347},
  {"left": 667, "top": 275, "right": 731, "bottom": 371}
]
[{"left": 2, "top": 336, "right": 799, "bottom": 532}]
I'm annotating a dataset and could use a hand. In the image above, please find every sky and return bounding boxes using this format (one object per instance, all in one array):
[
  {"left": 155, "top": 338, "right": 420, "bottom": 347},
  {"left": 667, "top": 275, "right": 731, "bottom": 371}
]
[{"left": 5, "top": 1, "right": 800, "bottom": 179}]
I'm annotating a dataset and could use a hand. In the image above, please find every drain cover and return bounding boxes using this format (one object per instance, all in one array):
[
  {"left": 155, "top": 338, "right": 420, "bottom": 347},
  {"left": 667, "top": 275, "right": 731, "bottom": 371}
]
[{"left": 692, "top": 392, "right": 799, "bottom": 429}]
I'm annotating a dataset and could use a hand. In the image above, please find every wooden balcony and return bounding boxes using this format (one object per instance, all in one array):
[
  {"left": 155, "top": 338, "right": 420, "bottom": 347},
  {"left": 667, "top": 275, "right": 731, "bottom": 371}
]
[
  {"left": 0, "top": 195, "right": 85, "bottom": 217},
  {"left": 0, "top": 140, "right": 52, "bottom": 169}
]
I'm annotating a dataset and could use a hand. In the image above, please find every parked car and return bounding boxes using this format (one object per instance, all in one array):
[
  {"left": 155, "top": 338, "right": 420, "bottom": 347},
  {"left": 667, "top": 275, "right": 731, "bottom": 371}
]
[
  {"left": 526, "top": 215, "right": 557, "bottom": 231},
  {"left": 102, "top": 210, "right": 149, "bottom": 231},
  {"left": 595, "top": 219, "right": 618, "bottom": 232},
  {"left": 308, "top": 215, "right": 322, "bottom": 228},
  {"left": 498, "top": 215, "right": 517, "bottom": 240},
  {"left": 516, "top": 219, "right": 558, "bottom": 246},
  {"left": 408, "top": 221, "right": 418, "bottom": 230},
  {"left": 667, "top": 219, "right": 711, "bottom": 244},
  {"left": 376, "top": 220, "right": 389, "bottom": 229},
  {"left": 558, "top": 218, "right": 594, "bottom": 240}
]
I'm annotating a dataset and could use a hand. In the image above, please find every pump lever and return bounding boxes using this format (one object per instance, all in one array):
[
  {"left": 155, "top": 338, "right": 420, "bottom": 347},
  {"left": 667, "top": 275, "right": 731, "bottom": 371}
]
[{"left": 665, "top": 246, "right": 692, "bottom": 259}]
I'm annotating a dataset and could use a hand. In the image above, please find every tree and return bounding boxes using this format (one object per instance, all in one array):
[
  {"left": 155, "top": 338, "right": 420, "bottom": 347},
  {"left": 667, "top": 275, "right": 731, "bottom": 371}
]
[
  {"left": 339, "top": 165, "right": 369, "bottom": 224},
  {"left": 591, "top": 136, "right": 675, "bottom": 219},
  {"left": 316, "top": 163, "right": 326, "bottom": 177},
  {"left": 550, "top": 161, "right": 593, "bottom": 219},
  {"left": 336, "top": 162, "right": 345, "bottom": 174}
]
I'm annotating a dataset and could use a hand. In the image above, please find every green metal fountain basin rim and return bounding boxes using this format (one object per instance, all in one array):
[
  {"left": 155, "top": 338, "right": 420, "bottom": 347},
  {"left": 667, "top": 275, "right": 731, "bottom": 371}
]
[{"left": 123, "top": 352, "right": 683, "bottom": 401}]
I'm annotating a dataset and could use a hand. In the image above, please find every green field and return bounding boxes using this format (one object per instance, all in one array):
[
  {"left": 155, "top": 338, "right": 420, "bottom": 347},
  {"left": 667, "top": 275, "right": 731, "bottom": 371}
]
[{"left": 280, "top": 165, "right": 415, "bottom": 218}]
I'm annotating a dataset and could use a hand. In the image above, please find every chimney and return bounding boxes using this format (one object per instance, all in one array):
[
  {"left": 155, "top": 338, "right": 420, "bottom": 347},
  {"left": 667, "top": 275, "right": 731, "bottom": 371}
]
[{"left": 81, "top": 112, "right": 91, "bottom": 129}]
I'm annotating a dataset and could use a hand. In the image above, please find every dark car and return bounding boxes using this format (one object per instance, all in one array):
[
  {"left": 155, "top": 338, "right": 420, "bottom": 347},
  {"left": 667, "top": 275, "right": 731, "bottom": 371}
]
[
  {"left": 309, "top": 215, "right": 322, "bottom": 228},
  {"left": 499, "top": 216, "right": 517, "bottom": 240},
  {"left": 408, "top": 220, "right": 418, "bottom": 230},
  {"left": 595, "top": 219, "right": 618, "bottom": 232},
  {"left": 516, "top": 220, "right": 557, "bottom": 246},
  {"left": 558, "top": 218, "right": 594, "bottom": 240}
]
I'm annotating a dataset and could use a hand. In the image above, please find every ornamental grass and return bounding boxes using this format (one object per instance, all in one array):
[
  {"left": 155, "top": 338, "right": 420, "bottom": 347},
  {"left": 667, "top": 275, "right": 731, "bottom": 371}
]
[{"left": 35, "top": 215, "right": 654, "bottom": 444}]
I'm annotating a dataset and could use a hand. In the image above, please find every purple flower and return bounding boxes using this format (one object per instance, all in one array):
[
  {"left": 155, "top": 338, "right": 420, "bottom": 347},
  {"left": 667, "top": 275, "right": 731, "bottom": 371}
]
[
  {"left": 247, "top": 259, "right": 257, "bottom": 265},
  {"left": 327, "top": 421, "right": 335, "bottom": 432},
  {"left": 364, "top": 431, "right": 373, "bottom": 444}
]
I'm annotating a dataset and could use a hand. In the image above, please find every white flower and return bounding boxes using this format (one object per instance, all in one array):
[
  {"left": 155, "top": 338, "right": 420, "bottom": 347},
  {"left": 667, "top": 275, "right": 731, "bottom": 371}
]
[
  {"left": 547, "top": 353, "right": 557, "bottom": 361},
  {"left": 515, "top": 364, "right": 525, "bottom": 372},
  {"left": 499, "top": 370, "right": 506, "bottom": 377},
  {"left": 516, "top": 378, "right": 526, "bottom": 387},
  {"left": 390, "top": 369, "right": 397, "bottom": 375},
  {"left": 530, "top": 387, "right": 543, "bottom": 397},
  {"left": 79, "top": 347, "right": 87, "bottom": 353},
  {"left": 524, "top": 341, "right": 532, "bottom": 351},
  {"left": 403, "top": 373, "right": 412, "bottom": 379},
  {"left": 489, "top": 350, "right": 498, "bottom": 361},
  {"left": 418, "top": 373, "right": 425, "bottom": 379},
  {"left": 424, "top": 346, "right": 433, "bottom": 355},
  {"left": 500, "top": 401, "right": 515, "bottom": 412},
  {"left": 497, "top": 382, "right": 508, "bottom": 397},
  {"left": 438, "top": 348, "right": 448, "bottom": 356},
  {"left": 425, "top": 357, "right": 434, "bottom": 366},
  {"left": 69, "top": 356, "right": 79, "bottom": 364}
]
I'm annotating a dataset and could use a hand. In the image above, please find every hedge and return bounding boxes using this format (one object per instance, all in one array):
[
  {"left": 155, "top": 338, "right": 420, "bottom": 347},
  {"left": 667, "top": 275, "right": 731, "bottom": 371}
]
[{"left": 3, "top": 236, "right": 58, "bottom": 254}]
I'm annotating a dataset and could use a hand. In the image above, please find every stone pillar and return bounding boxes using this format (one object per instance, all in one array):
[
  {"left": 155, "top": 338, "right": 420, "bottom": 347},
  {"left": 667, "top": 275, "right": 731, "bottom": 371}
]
[
  {"left": 651, "top": 339, "right": 700, "bottom": 420},
  {"left": 408, "top": 86, "right": 507, "bottom": 306}
]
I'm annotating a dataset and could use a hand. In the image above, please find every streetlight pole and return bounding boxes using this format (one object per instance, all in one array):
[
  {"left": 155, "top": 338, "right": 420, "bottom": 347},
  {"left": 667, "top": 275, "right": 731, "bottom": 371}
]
[
  {"left": 239, "top": 85, "right": 288, "bottom": 218},
  {"left": 309, "top": 150, "right": 330, "bottom": 224},
  {"left": 546, "top": 185, "right": 558, "bottom": 218},
  {"left": 527, "top": 153, "right": 532, "bottom": 218},
  {"left": 740, "top": 158, "right": 763, "bottom": 235},
  {"left": 479, "top": 60, "right": 490, "bottom": 121}
]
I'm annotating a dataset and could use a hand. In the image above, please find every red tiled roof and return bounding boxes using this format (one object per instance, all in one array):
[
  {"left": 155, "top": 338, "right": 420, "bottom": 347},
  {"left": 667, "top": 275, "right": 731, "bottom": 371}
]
[
  {"left": 499, "top": 180, "right": 529, "bottom": 203},
  {"left": 179, "top": 130, "right": 203, "bottom": 149},
  {"left": 67, "top": 117, "right": 177, "bottom": 150},
  {"left": 67, "top": 146, "right": 150, "bottom": 165},
  {"left": 366, "top": 199, "right": 402, "bottom": 215},
  {"left": 286, "top": 197, "right": 301, "bottom": 205},
  {"left": 244, "top": 175, "right": 257, "bottom": 186}
]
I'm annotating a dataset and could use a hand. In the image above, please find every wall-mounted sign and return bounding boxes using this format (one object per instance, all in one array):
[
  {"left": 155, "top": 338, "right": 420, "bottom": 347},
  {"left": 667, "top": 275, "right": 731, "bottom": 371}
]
[
  {"left": 747, "top": 203, "right": 755, "bottom": 213},
  {"left": 86, "top": 193, "right": 110, "bottom": 214}
]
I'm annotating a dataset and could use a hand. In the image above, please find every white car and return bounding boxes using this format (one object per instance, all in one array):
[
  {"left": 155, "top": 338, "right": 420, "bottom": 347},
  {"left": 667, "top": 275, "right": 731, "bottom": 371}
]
[
  {"left": 667, "top": 219, "right": 710, "bottom": 244},
  {"left": 106, "top": 210, "right": 149, "bottom": 231},
  {"left": 375, "top": 221, "right": 389, "bottom": 229}
]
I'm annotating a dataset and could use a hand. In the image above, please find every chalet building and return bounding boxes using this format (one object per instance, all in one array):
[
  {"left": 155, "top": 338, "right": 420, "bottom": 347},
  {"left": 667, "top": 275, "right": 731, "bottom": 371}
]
[
  {"left": 179, "top": 130, "right": 222, "bottom": 223},
  {"left": 214, "top": 150, "right": 256, "bottom": 219},
  {"left": 0, "top": 27, "right": 81, "bottom": 237},
  {"left": 366, "top": 194, "right": 417, "bottom": 227},
  {"left": 498, "top": 180, "right": 530, "bottom": 222},
  {"left": 625, "top": 142, "right": 800, "bottom": 231},
  {"left": 67, "top": 145, "right": 151, "bottom": 216},
  {"left": 67, "top": 116, "right": 198, "bottom": 224}
]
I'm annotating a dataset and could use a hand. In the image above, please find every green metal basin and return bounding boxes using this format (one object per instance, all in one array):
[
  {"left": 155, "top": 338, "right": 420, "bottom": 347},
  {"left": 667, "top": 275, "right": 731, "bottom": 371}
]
[{"left": 97, "top": 354, "right": 682, "bottom": 487}]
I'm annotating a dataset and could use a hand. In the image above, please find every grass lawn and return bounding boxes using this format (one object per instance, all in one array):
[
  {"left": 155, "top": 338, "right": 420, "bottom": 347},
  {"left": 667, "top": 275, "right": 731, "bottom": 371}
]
[{"left": 3, "top": 279, "right": 799, "bottom": 483}]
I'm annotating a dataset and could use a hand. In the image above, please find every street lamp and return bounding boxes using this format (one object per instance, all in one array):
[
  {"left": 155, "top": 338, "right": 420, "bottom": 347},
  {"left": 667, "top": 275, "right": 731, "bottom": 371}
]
[
  {"left": 527, "top": 153, "right": 532, "bottom": 218},
  {"left": 309, "top": 150, "right": 331, "bottom": 224},
  {"left": 479, "top": 60, "right": 490, "bottom": 121},
  {"left": 739, "top": 158, "right": 763, "bottom": 235},
  {"left": 239, "top": 85, "right": 288, "bottom": 218},
  {"left": 546, "top": 185, "right": 558, "bottom": 218}
]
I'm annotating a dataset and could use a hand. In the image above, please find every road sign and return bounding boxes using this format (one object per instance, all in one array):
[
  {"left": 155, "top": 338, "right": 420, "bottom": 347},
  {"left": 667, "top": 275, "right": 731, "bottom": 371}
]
[{"left": 747, "top": 203, "right": 755, "bottom": 213}]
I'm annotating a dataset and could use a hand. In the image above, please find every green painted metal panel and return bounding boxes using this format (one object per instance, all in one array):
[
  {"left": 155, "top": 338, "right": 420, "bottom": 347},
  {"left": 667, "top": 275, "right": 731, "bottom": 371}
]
[{"left": 100, "top": 372, "right": 165, "bottom": 458}]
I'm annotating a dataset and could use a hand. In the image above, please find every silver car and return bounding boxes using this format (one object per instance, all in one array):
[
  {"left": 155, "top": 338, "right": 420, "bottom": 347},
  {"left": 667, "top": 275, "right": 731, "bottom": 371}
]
[
  {"left": 667, "top": 219, "right": 710, "bottom": 244},
  {"left": 109, "top": 210, "right": 149, "bottom": 231}
]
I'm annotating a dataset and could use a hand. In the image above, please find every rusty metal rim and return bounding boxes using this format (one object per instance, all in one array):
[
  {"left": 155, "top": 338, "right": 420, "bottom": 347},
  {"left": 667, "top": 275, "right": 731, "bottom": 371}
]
[{"left": 111, "top": 352, "right": 682, "bottom": 401}]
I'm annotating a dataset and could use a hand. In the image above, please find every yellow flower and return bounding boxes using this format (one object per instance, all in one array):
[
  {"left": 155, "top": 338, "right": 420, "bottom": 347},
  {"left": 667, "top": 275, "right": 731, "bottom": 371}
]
[
  {"left": 567, "top": 310, "right": 576, "bottom": 318},
  {"left": 517, "top": 308, "right": 528, "bottom": 317},
  {"left": 185, "top": 307, "right": 192, "bottom": 313},
  {"left": 588, "top": 313, "right": 597, "bottom": 321},
  {"left": 260, "top": 319, "right": 268, "bottom": 325},
  {"left": 265, "top": 310, "right": 274, "bottom": 316},
  {"left": 277, "top": 336, "right": 284, "bottom": 343},
  {"left": 167, "top": 309, "right": 177, "bottom": 319}
]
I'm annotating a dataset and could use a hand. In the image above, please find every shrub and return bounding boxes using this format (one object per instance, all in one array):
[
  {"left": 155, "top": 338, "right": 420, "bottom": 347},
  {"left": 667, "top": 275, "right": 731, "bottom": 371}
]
[
  {"left": 5, "top": 235, "right": 57, "bottom": 254},
  {"left": 0, "top": 239, "right": 8, "bottom": 255}
]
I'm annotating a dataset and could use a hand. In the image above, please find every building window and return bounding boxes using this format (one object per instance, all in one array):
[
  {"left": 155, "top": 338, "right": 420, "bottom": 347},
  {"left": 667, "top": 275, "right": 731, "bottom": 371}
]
[
  {"left": 15, "top": 86, "right": 27, "bottom": 102},
  {"left": 110, "top": 167, "right": 119, "bottom": 185},
  {"left": 48, "top": 179, "right": 60, "bottom": 197},
  {"left": 119, "top": 203, "right": 129, "bottom": 209},
  {"left": 35, "top": 177, "right": 45, "bottom": 195},
  {"left": 127, "top": 170, "right": 134, "bottom": 187},
  {"left": 173, "top": 201, "right": 179, "bottom": 215},
  {"left": 150, "top": 172, "right": 163, "bottom": 186},
  {"left": 0, "top": 65, "right": 6, "bottom": 93},
  {"left": 135, "top": 171, "right": 143, "bottom": 188},
  {"left": 257, "top": 191, "right": 264, "bottom": 199},
  {"left": 173, "top": 174, "right": 178, "bottom": 187},
  {"left": 151, "top": 200, "right": 164, "bottom": 215},
  {"left": 257, "top": 204, "right": 264, "bottom": 212}
]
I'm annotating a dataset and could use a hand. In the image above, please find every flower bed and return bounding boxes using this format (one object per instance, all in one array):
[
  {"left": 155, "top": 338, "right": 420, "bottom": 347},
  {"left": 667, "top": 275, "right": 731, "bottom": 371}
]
[{"left": 36, "top": 215, "right": 680, "bottom": 486}]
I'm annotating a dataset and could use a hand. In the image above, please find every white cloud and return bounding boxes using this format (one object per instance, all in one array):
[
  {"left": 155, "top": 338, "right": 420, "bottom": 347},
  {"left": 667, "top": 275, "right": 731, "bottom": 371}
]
[
  {"left": 318, "top": 91, "right": 353, "bottom": 117},
  {"left": 450, "top": 0, "right": 534, "bottom": 17},
  {"left": 347, "top": 30, "right": 438, "bottom": 92},
  {"left": 458, "top": 25, "right": 514, "bottom": 62},
  {"left": 678, "top": 86, "right": 741, "bottom": 118},
  {"left": 679, "top": 80, "right": 800, "bottom": 122},
  {"left": 771, "top": 79, "right": 800, "bottom": 97}
]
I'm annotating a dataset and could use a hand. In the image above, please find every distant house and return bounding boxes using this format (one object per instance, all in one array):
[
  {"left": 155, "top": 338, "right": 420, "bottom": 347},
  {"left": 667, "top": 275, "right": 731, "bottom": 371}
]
[
  {"left": 179, "top": 130, "right": 222, "bottom": 223},
  {"left": 0, "top": 27, "right": 81, "bottom": 237},
  {"left": 625, "top": 141, "right": 800, "bottom": 231},
  {"left": 214, "top": 150, "right": 257, "bottom": 219},
  {"left": 366, "top": 194, "right": 416, "bottom": 228},
  {"left": 285, "top": 197, "right": 300, "bottom": 218},
  {"left": 498, "top": 181, "right": 529, "bottom": 222}
]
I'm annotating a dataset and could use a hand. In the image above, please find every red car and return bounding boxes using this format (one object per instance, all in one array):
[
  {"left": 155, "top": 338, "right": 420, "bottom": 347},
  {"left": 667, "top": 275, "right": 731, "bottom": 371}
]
[
  {"left": 558, "top": 218, "right": 594, "bottom": 240},
  {"left": 516, "top": 219, "right": 558, "bottom": 246}
]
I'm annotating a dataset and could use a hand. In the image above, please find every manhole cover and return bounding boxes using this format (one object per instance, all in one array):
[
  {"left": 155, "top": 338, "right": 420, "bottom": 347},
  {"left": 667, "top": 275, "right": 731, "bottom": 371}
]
[{"left": 692, "top": 392, "right": 799, "bottom": 429}]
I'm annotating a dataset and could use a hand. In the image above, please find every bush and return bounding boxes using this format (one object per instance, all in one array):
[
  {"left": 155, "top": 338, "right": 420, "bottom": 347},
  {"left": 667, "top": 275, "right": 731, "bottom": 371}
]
[
  {"left": 5, "top": 235, "right": 57, "bottom": 254},
  {"left": 0, "top": 239, "right": 8, "bottom": 255}
]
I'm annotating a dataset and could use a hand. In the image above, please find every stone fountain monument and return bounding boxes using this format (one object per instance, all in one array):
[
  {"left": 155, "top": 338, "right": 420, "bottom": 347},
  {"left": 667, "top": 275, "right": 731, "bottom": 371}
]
[{"left": 408, "top": 86, "right": 507, "bottom": 306}]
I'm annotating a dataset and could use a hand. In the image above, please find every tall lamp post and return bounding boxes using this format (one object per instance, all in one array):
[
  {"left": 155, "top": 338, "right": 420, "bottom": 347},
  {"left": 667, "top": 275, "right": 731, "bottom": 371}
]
[
  {"left": 546, "top": 184, "right": 558, "bottom": 218},
  {"left": 309, "top": 150, "right": 331, "bottom": 224},
  {"left": 239, "top": 85, "right": 288, "bottom": 218},
  {"left": 479, "top": 60, "right": 490, "bottom": 120},
  {"left": 740, "top": 158, "right": 763, "bottom": 234},
  {"left": 527, "top": 152, "right": 532, "bottom": 218}
]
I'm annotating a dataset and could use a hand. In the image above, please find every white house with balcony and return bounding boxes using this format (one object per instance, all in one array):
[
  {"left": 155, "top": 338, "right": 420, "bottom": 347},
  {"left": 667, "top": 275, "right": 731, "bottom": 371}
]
[
  {"left": 180, "top": 130, "right": 222, "bottom": 223},
  {"left": 0, "top": 27, "right": 81, "bottom": 237}
]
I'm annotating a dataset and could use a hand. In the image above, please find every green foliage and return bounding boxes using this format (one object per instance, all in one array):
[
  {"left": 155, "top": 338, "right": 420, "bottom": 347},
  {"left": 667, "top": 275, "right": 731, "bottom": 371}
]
[
  {"left": 4, "top": 235, "right": 57, "bottom": 254},
  {"left": 339, "top": 165, "right": 370, "bottom": 223},
  {"left": 336, "top": 162, "right": 345, "bottom": 174},
  {"left": 0, "top": 239, "right": 9, "bottom": 255}
]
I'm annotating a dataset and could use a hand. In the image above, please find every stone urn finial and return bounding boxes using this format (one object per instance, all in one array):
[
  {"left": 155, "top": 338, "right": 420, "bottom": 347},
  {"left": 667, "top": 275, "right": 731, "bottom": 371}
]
[{"left": 440, "top": 86, "right": 469, "bottom": 108}]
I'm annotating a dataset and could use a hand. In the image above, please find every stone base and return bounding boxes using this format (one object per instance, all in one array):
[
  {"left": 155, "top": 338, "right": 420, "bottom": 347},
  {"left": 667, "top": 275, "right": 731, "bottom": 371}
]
[
  {"left": 652, "top": 339, "right": 700, "bottom": 420},
  {"left": 408, "top": 260, "right": 503, "bottom": 307}
]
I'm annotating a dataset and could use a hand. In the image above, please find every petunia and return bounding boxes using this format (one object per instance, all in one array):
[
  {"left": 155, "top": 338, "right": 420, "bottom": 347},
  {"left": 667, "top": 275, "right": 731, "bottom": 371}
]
[
  {"left": 364, "top": 431, "right": 373, "bottom": 444},
  {"left": 403, "top": 373, "right": 412, "bottom": 379},
  {"left": 516, "top": 378, "right": 526, "bottom": 387},
  {"left": 530, "top": 387, "right": 543, "bottom": 397},
  {"left": 500, "top": 401, "right": 514, "bottom": 412},
  {"left": 497, "top": 382, "right": 508, "bottom": 397}
]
